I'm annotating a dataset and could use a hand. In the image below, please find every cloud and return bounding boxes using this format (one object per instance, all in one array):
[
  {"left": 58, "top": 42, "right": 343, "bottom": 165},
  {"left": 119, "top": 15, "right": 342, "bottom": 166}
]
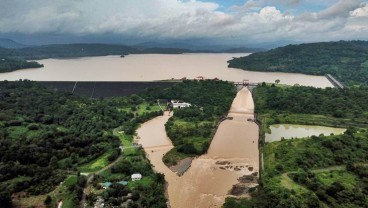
[
  {"left": 317, "top": 0, "right": 362, "bottom": 19},
  {"left": 0, "top": 0, "right": 367, "bottom": 43},
  {"left": 275, "top": 0, "right": 303, "bottom": 7}
]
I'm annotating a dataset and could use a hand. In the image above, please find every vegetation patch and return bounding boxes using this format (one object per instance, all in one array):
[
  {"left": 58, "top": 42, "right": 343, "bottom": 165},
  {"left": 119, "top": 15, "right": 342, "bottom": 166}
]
[
  {"left": 0, "top": 58, "right": 43, "bottom": 73},
  {"left": 316, "top": 170, "right": 357, "bottom": 189},
  {"left": 0, "top": 80, "right": 166, "bottom": 207},
  {"left": 78, "top": 151, "right": 114, "bottom": 173}
]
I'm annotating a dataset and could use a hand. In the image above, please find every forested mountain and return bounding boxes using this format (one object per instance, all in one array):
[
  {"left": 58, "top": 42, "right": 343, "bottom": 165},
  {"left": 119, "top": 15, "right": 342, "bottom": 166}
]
[
  {"left": 5, "top": 44, "right": 140, "bottom": 59},
  {"left": 0, "top": 38, "right": 26, "bottom": 49},
  {"left": 228, "top": 41, "right": 368, "bottom": 85}
]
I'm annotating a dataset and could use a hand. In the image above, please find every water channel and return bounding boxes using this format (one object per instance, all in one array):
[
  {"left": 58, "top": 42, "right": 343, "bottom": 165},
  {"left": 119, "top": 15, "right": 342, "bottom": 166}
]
[{"left": 137, "top": 87, "right": 258, "bottom": 208}]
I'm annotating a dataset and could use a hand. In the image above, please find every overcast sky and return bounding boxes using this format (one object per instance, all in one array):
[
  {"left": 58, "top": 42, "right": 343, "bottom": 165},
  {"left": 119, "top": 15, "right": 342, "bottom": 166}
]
[{"left": 0, "top": 0, "right": 368, "bottom": 45}]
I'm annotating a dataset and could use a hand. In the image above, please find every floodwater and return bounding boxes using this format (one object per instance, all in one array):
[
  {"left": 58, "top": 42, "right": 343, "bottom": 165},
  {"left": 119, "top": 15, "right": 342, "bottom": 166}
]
[
  {"left": 0, "top": 54, "right": 332, "bottom": 87},
  {"left": 265, "top": 124, "right": 346, "bottom": 142},
  {"left": 137, "top": 87, "right": 259, "bottom": 208}
]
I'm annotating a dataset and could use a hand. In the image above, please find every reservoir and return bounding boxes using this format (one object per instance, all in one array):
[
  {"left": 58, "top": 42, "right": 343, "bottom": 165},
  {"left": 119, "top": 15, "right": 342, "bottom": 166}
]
[
  {"left": 265, "top": 124, "right": 346, "bottom": 142},
  {"left": 0, "top": 54, "right": 333, "bottom": 88}
]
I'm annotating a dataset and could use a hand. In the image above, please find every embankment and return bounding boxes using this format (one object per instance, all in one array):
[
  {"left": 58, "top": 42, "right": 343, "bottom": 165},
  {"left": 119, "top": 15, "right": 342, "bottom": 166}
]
[{"left": 37, "top": 81, "right": 177, "bottom": 97}]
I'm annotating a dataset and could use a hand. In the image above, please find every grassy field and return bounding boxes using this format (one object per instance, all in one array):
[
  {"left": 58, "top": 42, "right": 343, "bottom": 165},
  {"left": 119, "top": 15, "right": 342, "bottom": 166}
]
[
  {"left": 316, "top": 170, "right": 357, "bottom": 189},
  {"left": 118, "top": 101, "right": 163, "bottom": 115},
  {"left": 13, "top": 194, "right": 48, "bottom": 208},
  {"left": 279, "top": 173, "right": 308, "bottom": 193},
  {"left": 114, "top": 129, "right": 136, "bottom": 156},
  {"left": 127, "top": 177, "right": 153, "bottom": 189},
  {"left": 54, "top": 175, "right": 78, "bottom": 208},
  {"left": 13, "top": 175, "right": 78, "bottom": 208},
  {"left": 79, "top": 151, "right": 113, "bottom": 172},
  {"left": 136, "top": 102, "right": 162, "bottom": 115}
]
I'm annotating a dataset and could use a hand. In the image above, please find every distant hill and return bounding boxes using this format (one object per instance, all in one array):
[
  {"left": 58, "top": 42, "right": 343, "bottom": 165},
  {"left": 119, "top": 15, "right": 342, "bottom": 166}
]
[
  {"left": 0, "top": 58, "right": 43, "bottom": 73},
  {"left": 142, "top": 47, "right": 195, "bottom": 54},
  {"left": 222, "top": 47, "right": 265, "bottom": 53},
  {"left": 134, "top": 41, "right": 199, "bottom": 50},
  {"left": 135, "top": 41, "right": 264, "bottom": 52},
  {"left": 0, "top": 38, "right": 27, "bottom": 48},
  {"left": 0, "top": 41, "right": 263, "bottom": 61},
  {"left": 228, "top": 40, "right": 368, "bottom": 85},
  {"left": 16, "top": 43, "right": 140, "bottom": 59}
]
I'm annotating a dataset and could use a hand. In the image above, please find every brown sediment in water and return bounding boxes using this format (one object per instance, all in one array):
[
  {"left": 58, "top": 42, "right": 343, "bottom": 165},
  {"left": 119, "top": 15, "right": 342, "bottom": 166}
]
[{"left": 137, "top": 87, "right": 259, "bottom": 208}]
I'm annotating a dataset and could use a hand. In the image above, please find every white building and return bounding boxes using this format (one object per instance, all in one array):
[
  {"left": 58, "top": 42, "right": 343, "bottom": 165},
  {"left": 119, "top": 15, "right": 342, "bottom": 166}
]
[
  {"left": 131, "top": 173, "right": 142, "bottom": 181},
  {"left": 171, "top": 100, "right": 191, "bottom": 109}
]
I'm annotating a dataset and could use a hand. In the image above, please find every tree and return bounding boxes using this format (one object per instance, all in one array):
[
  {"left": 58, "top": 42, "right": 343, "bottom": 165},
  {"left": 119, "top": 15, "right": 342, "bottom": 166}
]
[
  {"left": 49, "top": 156, "right": 59, "bottom": 169},
  {"left": 275, "top": 79, "right": 280, "bottom": 84},
  {"left": 44, "top": 195, "right": 52, "bottom": 205},
  {"left": 0, "top": 191, "right": 12, "bottom": 208}
]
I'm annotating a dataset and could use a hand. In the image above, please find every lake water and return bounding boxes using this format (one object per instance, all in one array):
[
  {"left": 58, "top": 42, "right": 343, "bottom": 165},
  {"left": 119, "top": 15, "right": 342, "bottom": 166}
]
[
  {"left": 265, "top": 124, "right": 346, "bottom": 142},
  {"left": 0, "top": 54, "right": 333, "bottom": 88}
]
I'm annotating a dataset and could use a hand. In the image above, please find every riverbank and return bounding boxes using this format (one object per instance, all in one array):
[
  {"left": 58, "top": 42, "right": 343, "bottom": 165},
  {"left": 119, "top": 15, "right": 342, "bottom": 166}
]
[{"left": 138, "top": 87, "right": 259, "bottom": 208}]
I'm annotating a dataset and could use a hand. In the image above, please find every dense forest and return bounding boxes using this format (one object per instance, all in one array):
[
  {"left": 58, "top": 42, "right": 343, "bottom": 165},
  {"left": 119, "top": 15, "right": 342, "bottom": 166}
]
[
  {"left": 255, "top": 84, "right": 368, "bottom": 118},
  {"left": 0, "top": 58, "right": 43, "bottom": 73},
  {"left": 142, "top": 80, "right": 237, "bottom": 166},
  {"left": 225, "top": 130, "right": 368, "bottom": 208},
  {"left": 225, "top": 84, "right": 368, "bottom": 208},
  {"left": 228, "top": 41, "right": 368, "bottom": 85},
  {"left": 0, "top": 80, "right": 167, "bottom": 207}
]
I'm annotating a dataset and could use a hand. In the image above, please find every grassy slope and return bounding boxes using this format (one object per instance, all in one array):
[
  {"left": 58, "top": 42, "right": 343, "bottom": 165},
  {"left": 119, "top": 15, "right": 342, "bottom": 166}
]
[{"left": 78, "top": 151, "right": 114, "bottom": 173}]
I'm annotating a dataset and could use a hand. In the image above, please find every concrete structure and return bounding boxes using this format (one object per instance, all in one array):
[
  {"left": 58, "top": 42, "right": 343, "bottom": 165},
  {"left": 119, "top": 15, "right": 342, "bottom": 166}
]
[
  {"left": 171, "top": 100, "right": 191, "bottom": 109},
  {"left": 325, "top": 74, "right": 345, "bottom": 89},
  {"left": 131, "top": 173, "right": 142, "bottom": 181}
]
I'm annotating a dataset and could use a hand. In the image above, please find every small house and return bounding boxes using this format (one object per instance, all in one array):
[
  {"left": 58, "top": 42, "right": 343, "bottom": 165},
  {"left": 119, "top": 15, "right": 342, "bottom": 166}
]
[
  {"left": 131, "top": 173, "right": 142, "bottom": 181},
  {"left": 171, "top": 100, "right": 191, "bottom": 109}
]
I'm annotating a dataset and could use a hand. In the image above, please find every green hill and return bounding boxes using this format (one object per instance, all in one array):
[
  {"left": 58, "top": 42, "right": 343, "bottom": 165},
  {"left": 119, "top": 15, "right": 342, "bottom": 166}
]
[
  {"left": 228, "top": 41, "right": 368, "bottom": 85},
  {"left": 0, "top": 58, "right": 43, "bottom": 73}
]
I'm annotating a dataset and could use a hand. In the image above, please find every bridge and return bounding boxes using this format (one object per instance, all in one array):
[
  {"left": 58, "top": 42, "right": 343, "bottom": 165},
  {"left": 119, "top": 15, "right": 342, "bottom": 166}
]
[{"left": 233, "top": 79, "right": 261, "bottom": 91}]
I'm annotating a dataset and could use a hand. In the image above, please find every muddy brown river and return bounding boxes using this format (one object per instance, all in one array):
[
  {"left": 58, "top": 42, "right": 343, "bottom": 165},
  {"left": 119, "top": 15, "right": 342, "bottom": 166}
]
[{"left": 137, "top": 87, "right": 258, "bottom": 208}]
